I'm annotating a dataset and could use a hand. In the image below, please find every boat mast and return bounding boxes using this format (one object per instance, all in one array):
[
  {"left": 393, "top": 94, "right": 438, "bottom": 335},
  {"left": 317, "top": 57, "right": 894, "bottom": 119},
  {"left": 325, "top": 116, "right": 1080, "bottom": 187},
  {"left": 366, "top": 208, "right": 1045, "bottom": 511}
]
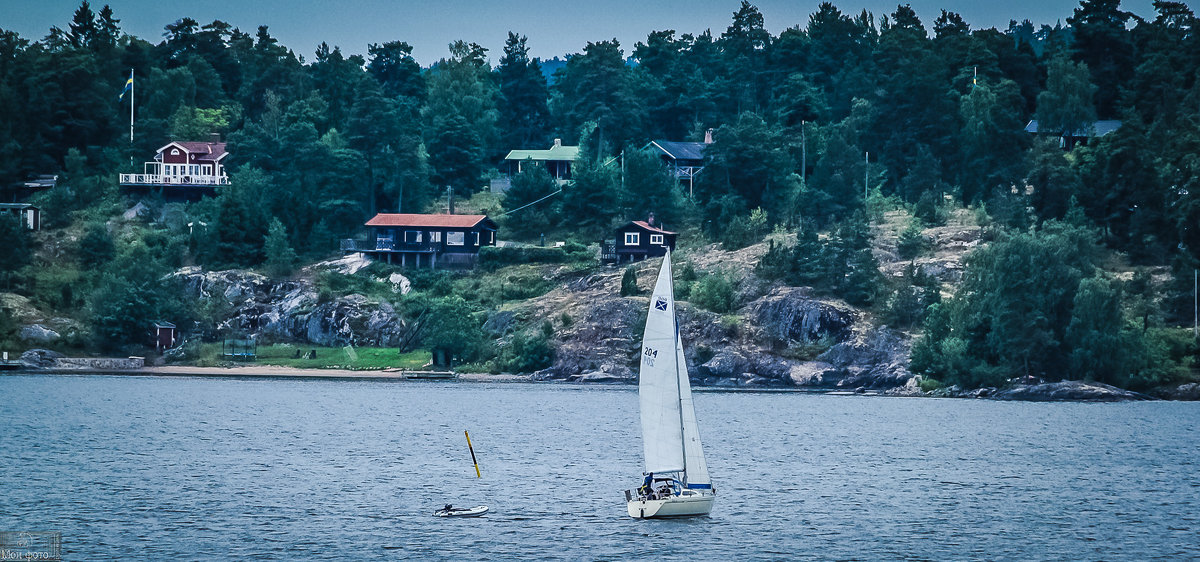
[{"left": 668, "top": 251, "right": 688, "bottom": 487}]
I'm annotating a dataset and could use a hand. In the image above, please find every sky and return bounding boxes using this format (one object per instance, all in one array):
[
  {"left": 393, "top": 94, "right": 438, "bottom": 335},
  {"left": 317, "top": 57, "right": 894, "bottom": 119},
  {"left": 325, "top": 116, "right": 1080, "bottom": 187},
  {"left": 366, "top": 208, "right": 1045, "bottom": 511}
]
[{"left": 0, "top": 0, "right": 1169, "bottom": 66}]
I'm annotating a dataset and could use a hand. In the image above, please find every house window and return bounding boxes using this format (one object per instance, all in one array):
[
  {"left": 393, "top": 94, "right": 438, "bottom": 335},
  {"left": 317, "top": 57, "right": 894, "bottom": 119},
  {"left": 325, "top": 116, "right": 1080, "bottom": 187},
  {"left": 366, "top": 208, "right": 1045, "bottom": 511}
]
[
  {"left": 171, "top": 148, "right": 180, "bottom": 155},
  {"left": 446, "top": 231, "right": 465, "bottom": 246},
  {"left": 650, "top": 234, "right": 664, "bottom": 245},
  {"left": 624, "top": 232, "right": 640, "bottom": 246},
  {"left": 473, "top": 232, "right": 480, "bottom": 245},
  {"left": 488, "top": 231, "right": 494, "bottom": 244},
  {"left": 404, "top": 230, "right": 422, "bottom": 243},
  {"left": 430, "top": 231, "right": 442, "bottom": 243}
]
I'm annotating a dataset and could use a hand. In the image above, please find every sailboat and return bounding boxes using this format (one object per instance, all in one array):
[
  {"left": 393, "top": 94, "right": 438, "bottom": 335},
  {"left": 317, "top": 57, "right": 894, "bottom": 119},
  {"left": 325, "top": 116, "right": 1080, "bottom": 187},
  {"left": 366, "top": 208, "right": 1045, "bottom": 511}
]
[{"left": 625, "top": 250, "right": 714, "bottom": 518}]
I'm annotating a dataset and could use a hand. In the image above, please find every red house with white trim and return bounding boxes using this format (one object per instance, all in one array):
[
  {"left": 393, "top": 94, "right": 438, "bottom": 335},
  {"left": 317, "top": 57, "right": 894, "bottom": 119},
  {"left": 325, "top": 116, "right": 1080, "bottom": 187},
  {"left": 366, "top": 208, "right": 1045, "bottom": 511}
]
[
  {"left": 119, "top": 136, "right": 229, "bottom": 196},
  {"left": 343, "top": 213, "right": 499, "bottom": 269}
]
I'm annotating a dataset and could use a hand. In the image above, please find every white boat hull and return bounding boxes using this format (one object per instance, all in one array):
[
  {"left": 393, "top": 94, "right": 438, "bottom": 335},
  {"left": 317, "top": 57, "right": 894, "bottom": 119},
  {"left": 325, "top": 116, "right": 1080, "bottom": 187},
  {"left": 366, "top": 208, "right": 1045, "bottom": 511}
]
[
  {"left": 627, "top": 492, "right": 713, "bottom": 518},
  {"left": 433, "top": 505, "right": 488, "bottom": 517}
]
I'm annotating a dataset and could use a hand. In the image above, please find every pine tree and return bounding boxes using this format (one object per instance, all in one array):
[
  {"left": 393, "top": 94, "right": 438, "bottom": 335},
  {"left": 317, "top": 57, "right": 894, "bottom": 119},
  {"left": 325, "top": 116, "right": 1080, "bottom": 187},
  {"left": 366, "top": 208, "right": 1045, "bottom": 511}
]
[
  {"left": 263, "top": 217, "right": 298, "bottom": 277},
  {"left": 497, "top": 33, "right": 550, "bottom": 148}
]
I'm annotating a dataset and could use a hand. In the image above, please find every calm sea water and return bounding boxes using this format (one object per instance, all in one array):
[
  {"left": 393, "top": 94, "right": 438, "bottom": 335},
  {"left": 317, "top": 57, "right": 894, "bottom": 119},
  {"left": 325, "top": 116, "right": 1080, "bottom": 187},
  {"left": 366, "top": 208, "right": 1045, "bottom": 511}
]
[{"left": 1, "top": 375, "right": 1197, "bottom": 560}]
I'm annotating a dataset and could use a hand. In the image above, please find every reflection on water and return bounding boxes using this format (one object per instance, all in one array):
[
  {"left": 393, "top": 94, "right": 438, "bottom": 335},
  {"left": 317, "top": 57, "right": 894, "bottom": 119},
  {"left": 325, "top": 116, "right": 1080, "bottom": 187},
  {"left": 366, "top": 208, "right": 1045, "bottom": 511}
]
[{"left": 1, "top": 375, "right": 1197, "bottom": 560}]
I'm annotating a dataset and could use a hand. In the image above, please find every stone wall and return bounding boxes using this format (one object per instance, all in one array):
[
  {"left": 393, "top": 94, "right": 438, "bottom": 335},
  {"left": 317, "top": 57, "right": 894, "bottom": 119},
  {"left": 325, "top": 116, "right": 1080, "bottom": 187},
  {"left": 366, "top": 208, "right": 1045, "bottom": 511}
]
[{"left": 52, "top": 357, "right": 145, "bottom": 370}]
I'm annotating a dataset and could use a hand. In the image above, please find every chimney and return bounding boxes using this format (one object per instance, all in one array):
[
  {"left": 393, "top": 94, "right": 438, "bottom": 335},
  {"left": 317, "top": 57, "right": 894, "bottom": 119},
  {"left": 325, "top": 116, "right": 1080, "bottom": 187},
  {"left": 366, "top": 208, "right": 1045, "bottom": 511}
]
[
  {"left": 209, "top": 132, "right": 222, "bottom": 143},
  {"left": 704, "top": 128, "right": 714, "bottom": 144},
  {"left": 553, "top": 138, "right": 562, "bottom": 148},
  {"left": 647, "top": 211, "right": 656, "bottom": 227}
]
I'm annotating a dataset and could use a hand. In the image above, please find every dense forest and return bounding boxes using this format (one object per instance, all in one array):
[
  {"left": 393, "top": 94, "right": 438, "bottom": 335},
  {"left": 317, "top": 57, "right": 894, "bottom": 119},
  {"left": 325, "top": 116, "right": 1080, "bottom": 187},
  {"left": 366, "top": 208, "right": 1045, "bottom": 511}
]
[{"left": 1, "top": 0, "right": 1199, "bottom": 390}]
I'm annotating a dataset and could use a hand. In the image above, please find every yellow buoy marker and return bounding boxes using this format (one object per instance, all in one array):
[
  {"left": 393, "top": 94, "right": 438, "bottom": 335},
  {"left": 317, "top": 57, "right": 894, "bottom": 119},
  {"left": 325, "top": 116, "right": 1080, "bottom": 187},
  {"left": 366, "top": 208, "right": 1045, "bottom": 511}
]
[{"left": 465, "top": 430, "right": 481, "bottom": 478}]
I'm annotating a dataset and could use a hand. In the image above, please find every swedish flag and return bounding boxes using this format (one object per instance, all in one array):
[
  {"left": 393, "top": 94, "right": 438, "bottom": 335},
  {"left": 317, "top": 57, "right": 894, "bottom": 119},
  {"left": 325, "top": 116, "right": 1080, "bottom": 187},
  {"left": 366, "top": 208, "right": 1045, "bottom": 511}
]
[{"left": 118, "top": 70, "right": 133, "bottom": 101}]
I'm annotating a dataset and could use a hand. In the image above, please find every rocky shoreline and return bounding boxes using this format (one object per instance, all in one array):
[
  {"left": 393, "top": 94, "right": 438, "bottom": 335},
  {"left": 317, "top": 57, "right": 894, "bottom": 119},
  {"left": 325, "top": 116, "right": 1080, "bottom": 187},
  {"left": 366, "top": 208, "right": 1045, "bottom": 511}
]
[
  {"left": 7, "top": 354, "right": 1194, "bottom": 401},
  {"left": 8, "top": 252, "right": 1198, "bottom": 402}
]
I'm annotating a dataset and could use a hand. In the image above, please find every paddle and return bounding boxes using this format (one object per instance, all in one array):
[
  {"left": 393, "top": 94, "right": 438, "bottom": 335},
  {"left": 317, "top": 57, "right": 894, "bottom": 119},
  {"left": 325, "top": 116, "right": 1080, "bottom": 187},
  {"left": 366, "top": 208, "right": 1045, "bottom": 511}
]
[{"left": 465, "top": 430, "right": 480, "bottom": 478}]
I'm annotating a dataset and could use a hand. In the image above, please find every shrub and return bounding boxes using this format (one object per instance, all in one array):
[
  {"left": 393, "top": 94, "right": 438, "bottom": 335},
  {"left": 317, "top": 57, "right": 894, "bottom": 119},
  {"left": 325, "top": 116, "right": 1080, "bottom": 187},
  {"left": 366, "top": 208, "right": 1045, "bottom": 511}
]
[
  {"left": 1117, "top": 327, "right": 1194, "bottom": 391},
  {"left": 458, "top": 269, "right": 552, "bottom": 306},
  {"left": 783, "top": 335, "right": 836, "bottom": 361},
  {"left": 317, "top": 286, "right": 334, "bottom": 303},
  {"left": 0, "top": 306, "right": 18, "bottom": 350},
  {"left": 721, "top": 208, "right": 768, "bottom": 250},
  {"left": 497, "top": 330, "right": 555, "bottom": 373},
  {"left": 561, "top": 241, "right": 590, "bottom": 257},
  {"left": 78, "top": 222, "right": 114, "bottom": 268},
  {"left": 675, "top": 260, "right": 698, "bottom": 299},
  {"left": 478, "top": 245, "right": 568, "bottom": 269},
  {"left": 674, "top": 278, "right": 693, "bottom": 301},
  {"left": 896, "top": 221, "right": 929, "bottom": 260},
  {"left": 405, "top": 268, "right": 454, "bottom": 296},
  {"left": 913, "top": 190, "right": 947, "bottom": 226},
  {"left": 756, "top": 239, "right": 792, "bottom": 280},
  {"left": 620, "top": 265, "right": 639, "bottom": 296},
  {"left": 692, "top": 272, "right": 736, "bottom": 313},
  {"left": 314, "top": 271, "right": 392, "bottom": 300}
]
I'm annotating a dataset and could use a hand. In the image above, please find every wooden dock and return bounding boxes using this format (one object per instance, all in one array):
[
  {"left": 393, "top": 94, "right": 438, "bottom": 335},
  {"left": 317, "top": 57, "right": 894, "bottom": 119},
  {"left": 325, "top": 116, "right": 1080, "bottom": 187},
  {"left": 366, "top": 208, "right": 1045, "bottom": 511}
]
[{"left": 382, "top": 369, "right": 457, "bottom": 380}]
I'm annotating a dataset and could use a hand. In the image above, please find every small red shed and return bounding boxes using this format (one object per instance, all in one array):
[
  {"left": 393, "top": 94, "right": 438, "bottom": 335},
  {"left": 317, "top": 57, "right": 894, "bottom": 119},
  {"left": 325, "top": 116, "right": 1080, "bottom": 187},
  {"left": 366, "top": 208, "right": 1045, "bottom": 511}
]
[{"left": 154, "top": 321, "right": 177, "bottom": 352}]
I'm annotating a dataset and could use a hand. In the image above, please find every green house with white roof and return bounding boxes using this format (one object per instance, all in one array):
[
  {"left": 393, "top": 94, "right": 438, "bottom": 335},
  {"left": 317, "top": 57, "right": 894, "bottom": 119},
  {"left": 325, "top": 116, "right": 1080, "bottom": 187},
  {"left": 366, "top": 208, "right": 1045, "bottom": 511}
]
[{"left": 500, "top": 138, "right": 580, "bottom": 185}]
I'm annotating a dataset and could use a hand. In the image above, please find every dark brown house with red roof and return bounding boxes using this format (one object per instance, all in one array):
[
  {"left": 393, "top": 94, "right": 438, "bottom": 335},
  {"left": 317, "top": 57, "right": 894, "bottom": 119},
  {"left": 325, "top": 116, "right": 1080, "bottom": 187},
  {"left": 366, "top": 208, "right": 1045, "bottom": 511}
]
[
  {"left": 604, "top": 213, "right": 677, "bottom": 263},
  {"left": 119, "top": 136, "right": 229, "bottom": 197},
  {"left": 343, "top": 213, "right": 498, "bottom": 268}
]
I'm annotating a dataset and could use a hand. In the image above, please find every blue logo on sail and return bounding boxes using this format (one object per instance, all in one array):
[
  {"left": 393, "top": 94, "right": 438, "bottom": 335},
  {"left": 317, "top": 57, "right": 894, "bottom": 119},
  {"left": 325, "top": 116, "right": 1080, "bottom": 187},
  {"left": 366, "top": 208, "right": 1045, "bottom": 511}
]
[{"left": 654, "top": 298, "right": 668, "bottom": 311}]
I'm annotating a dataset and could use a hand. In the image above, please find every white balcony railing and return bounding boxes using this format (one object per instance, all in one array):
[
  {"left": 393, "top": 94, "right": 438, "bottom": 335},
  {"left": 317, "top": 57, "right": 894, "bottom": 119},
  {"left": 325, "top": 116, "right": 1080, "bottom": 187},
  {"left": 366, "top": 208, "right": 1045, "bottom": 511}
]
[{"left": 119, "top": 174, "right": 230, "bottom": 186}]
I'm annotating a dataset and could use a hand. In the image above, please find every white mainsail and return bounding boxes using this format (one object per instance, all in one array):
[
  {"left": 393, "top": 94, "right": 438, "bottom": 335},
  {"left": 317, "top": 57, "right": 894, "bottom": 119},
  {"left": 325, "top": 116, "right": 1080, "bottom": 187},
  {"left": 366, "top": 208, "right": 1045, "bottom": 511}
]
[{"left": 639, "top": 254, "right": 685, "bottom": 474}]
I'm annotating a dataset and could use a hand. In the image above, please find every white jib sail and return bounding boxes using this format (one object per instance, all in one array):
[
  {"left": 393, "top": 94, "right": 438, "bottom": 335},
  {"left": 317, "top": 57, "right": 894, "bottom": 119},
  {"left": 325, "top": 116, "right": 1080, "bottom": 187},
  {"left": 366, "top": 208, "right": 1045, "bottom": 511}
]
[
  {"left": 640, "top": 253, "right": 685, "bottom": 474},
  {"left": 677, "top": 335, "right": 710, "bottom": 488}
]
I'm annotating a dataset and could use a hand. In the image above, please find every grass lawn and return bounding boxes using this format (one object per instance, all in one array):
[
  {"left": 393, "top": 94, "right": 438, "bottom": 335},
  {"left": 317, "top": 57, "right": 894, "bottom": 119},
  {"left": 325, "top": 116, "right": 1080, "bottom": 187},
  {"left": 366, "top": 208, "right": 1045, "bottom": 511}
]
[{"left": 193, "top": 343, "right": 432, "bottom": 370}]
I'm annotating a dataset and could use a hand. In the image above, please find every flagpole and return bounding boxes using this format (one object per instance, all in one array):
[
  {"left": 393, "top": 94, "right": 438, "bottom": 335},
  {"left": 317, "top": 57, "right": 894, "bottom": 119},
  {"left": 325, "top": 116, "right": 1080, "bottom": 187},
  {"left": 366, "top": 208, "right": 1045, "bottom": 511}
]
[{"left": 129, "top": 68, "right": 134, "bottom": 144}]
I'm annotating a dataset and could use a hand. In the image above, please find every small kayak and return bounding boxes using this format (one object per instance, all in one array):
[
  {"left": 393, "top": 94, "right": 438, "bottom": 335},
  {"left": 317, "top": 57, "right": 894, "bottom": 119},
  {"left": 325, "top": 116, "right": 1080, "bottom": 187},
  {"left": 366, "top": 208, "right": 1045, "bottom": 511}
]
[{"left": 433, "top": 505, "right": 488, "bottom": 518}]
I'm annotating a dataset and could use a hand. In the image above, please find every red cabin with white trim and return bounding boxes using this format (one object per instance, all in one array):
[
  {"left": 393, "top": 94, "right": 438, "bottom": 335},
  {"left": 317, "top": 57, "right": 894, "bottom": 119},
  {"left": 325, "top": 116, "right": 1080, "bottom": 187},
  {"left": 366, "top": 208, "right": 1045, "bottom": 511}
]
[{"left": 119, "top": 137, "right": 230, "bottom": 191}]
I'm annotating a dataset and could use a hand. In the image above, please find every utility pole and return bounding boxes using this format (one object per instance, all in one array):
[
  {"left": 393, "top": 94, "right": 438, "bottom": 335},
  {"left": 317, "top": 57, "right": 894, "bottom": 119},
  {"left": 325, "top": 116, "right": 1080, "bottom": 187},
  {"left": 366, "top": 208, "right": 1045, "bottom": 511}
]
[
  {"left": 620, "top": 149, "right": 625, "bottom": 195},
  {"left": 800, "top": 120, "right": 807, "bottom": 185},
  {"left": 446, "top": 186, "right": 454, "bottom": 215},
  {"left": 864, "top": 151, "right": 869, "bottom": 203}
]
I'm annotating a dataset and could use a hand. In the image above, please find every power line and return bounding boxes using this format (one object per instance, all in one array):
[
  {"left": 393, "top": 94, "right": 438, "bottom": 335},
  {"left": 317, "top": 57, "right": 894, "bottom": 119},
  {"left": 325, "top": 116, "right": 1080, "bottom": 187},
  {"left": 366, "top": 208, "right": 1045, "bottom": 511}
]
[{"left": 500, "top": 188, "right": 563, "bottom": 217}]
